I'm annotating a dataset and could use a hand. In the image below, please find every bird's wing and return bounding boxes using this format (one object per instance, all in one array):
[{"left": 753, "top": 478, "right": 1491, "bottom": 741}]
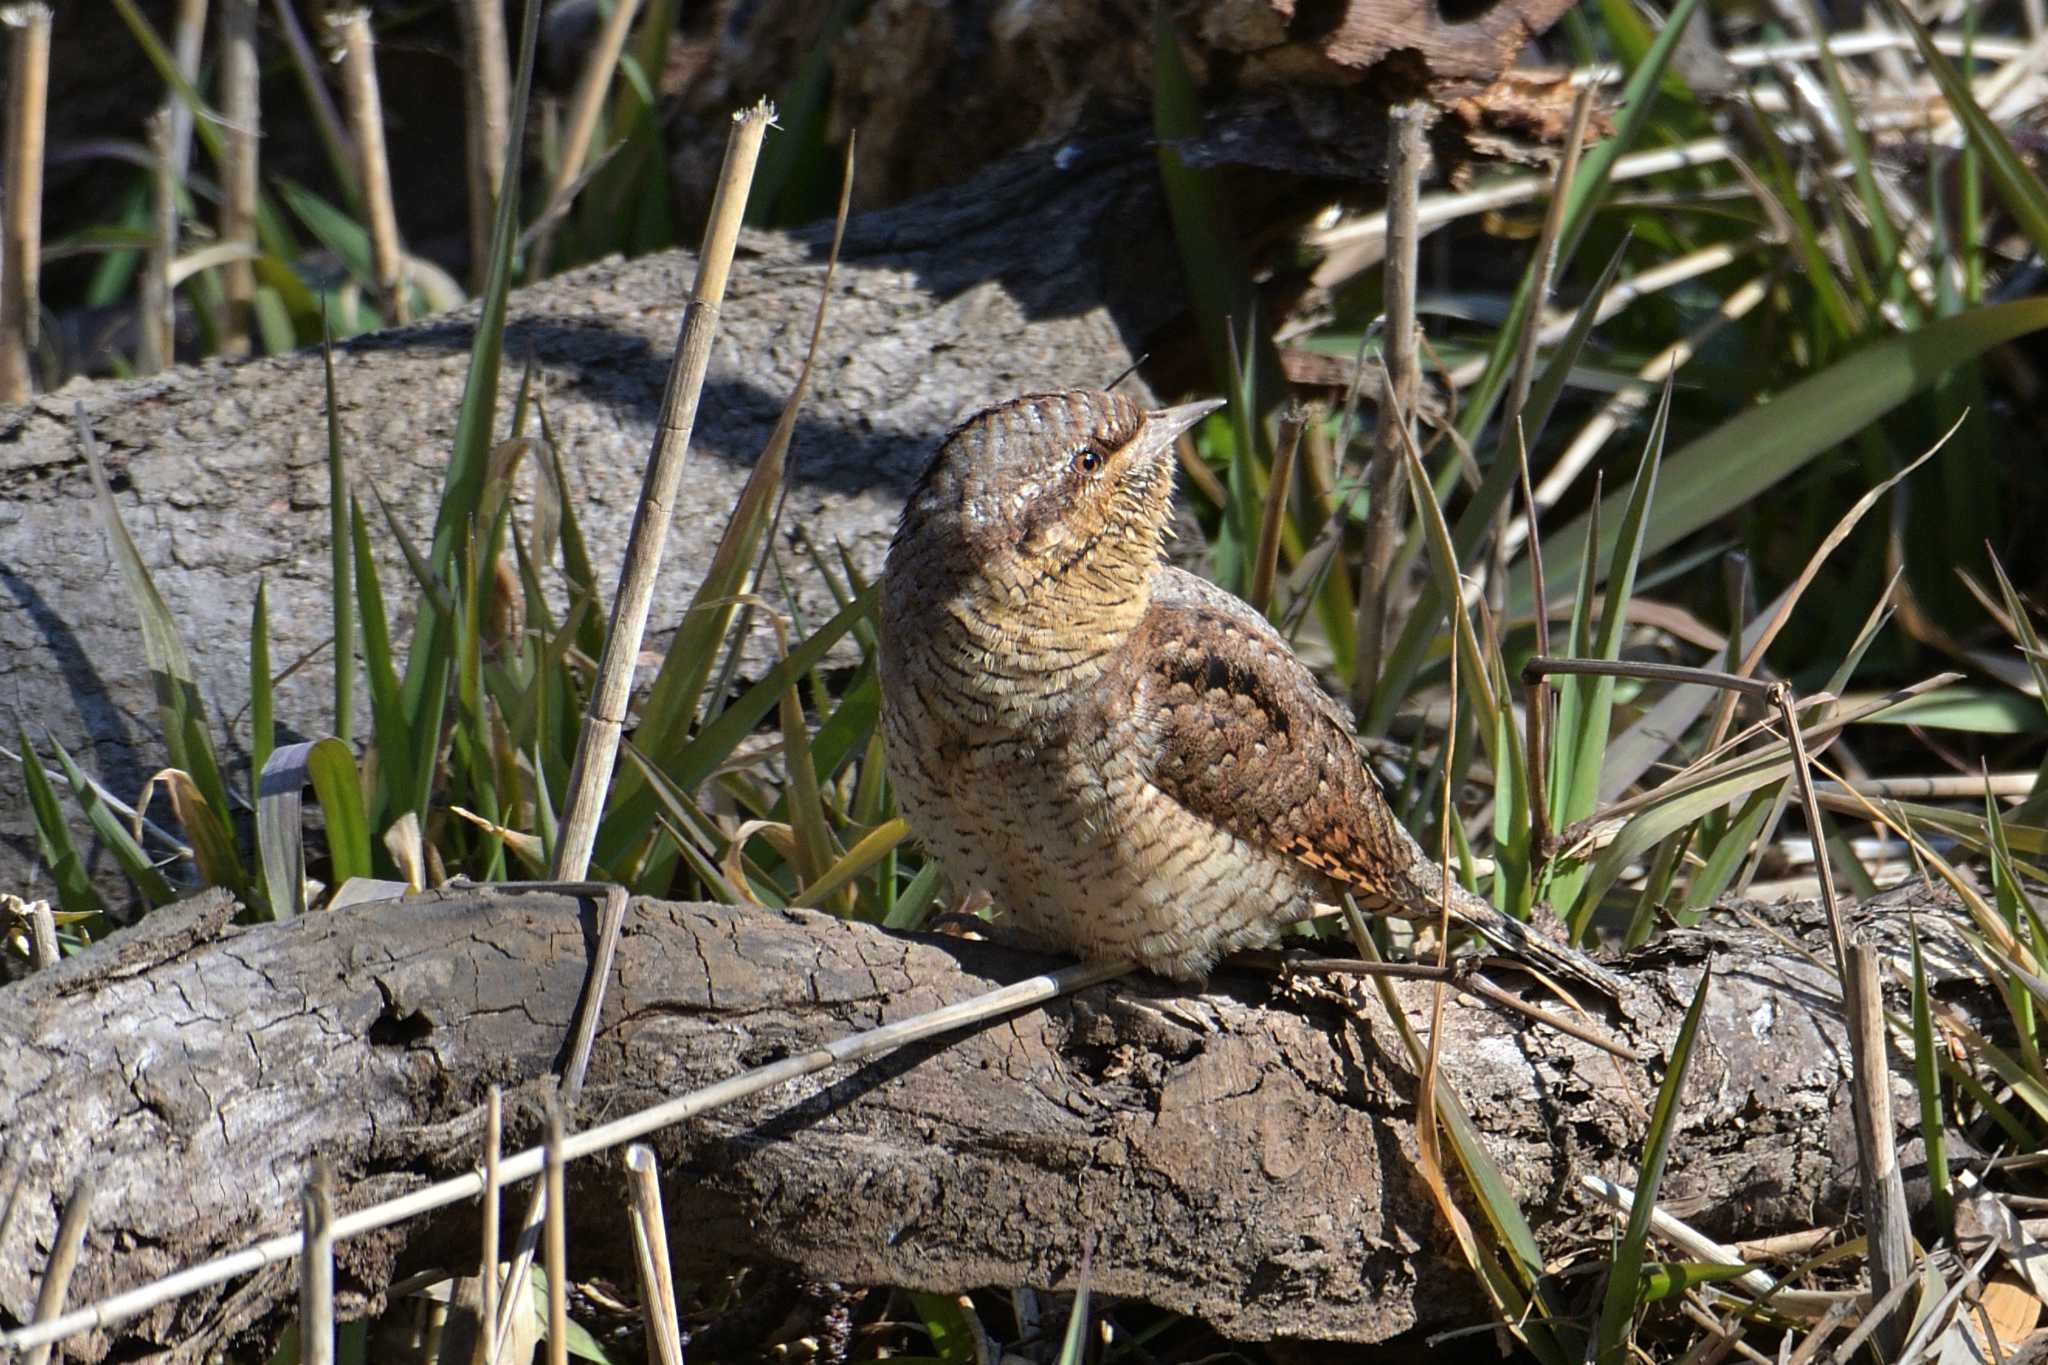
[{"left": 1132, "top": 567, "right": 1423, "bottom": 911}]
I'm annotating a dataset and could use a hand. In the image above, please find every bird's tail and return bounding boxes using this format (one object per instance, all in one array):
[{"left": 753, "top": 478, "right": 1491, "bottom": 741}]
[{"left": 1396, "top": 851, "right": 1626, "bottom": 1000}]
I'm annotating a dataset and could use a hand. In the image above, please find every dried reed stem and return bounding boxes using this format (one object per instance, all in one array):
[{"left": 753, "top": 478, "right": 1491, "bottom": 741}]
[
  {"left": 478, "top": 1086, "right": 502, "bottom": 1365},
  {"left": 24, "top": 895, "right": 56, "bottom": 967},
  {"left": 140, "top": 109, "right": 176, "bottom": 374},
  {"left": 1351, "top": 100, "right": 1424, "bottom": 707},
  {"left": 543, "top": 1097, "right": 568, "bottom": 1365},
  {"left": 217, "top": 0, "right": 259, "bottom": 356},
  {"left": 300, "top": 1156, "right": 336, "bottom": 1365},
  {"left": 458, "top": 0, "right": 512, "bottom": 291},
  {"left": 623, "top": 1146, "right": 682, "bottom": 1365},
  {"left": 332, "top": 10, "right": 408, "bottom": 324},
  {"left": 0, "top": 3, "right": 50, "bottom": 402},
  {"left": 1844, "top": 943, "right": 1911, "bottom": 1357},
  {"left": 528, "top": 0, "right": 645, "bottom": 278},
  {"left": 551, "top": 101, "right": 773, "bottom": 881},
  {"left": 20, "top": 1173, "right": 94, "bottom": 1365}
]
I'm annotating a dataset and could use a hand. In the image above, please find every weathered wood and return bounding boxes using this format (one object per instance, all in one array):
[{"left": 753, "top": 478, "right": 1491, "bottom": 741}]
[
  {"left": 0, "top": 880, "right": 1975, "bottom": 1358},
  {"left": 0, "top": 138, "right": 1172, "bottom": 905}
]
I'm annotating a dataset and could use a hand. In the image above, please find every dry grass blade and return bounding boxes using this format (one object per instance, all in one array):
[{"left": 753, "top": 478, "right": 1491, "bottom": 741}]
[
  {"left": 551, "top": 100, "right": 773, "bottom": 880},
  {"left": 20, "top": 1173, "right": 94, "bottom": 1365},
  {"left": 0, "top": 3, "right": 50, "bottom": 402}
]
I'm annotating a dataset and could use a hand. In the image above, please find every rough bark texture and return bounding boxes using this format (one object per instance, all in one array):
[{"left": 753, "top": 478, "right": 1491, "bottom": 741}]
[
  {"left": 0, "top": 880, "right": 1982, "bottom": 1359},
  {"left": 0, "top": 138, "right": 1173, "bottom": 905}
]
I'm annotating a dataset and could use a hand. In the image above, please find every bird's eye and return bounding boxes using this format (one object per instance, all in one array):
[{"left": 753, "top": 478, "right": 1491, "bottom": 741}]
[{"left": 1073, "top": 446, "right": 1103, "bottom": 474}]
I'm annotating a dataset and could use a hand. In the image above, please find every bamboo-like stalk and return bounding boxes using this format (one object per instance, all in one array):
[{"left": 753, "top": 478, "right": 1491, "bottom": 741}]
[
  {"left": 1351, "top": 100, "right": 1424, "bottom": 707},
  {"left": 543, "top": 1097, "right": 568, "bottom": 1365},
  {"left": 1844, "top": 942, "right": 1911, "bottom": 1357},
  {"left": 217, "top": 0, "right": 259, "bottom": 356},
  {"left": 269, "top": 0, "right": 358, "bottom": 209},
  {"left": 19, "top": 1174, "right": 94, "bottom": 1365},
  {"left": 478, "top": 1086, "right": 502, "bottom": 1365},
  {"left": 550, "top": 101, "right": 774, "bottom": 882},
  {"left": 622, "top": 1146, "right": 682, "bottom": 1365},
  {"left": 459, "top": 0, "right": 511, "bottom": 293},
  {"left": 0, "top": 3, "right": 50, "bottom": 403},
  {"left": 527, "top": 0, "right": 645, "bottom": 279},
  {"left": 0, "top": 958, "right": 1128, "bottom": 1357},
  {"left": 331, "top": 10, "right": 408, "bottom": 324},
  {"left": 140, "top": 109, "right": 177, "bottom": 374},
  {"left": 300, "top": 1157, "right": 336, "bottom": 1365}
]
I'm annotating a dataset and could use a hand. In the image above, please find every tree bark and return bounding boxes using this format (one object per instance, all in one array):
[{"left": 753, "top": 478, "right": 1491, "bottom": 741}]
[
  {"left": 0, "top": 880, "right": 1980, "bottom": 1359},
  {"left": 0, "top": 137, "right": 1174, "bottom": 905}
]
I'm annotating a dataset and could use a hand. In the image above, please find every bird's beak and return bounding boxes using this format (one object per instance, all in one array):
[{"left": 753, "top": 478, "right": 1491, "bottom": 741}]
[{"left": 1135, "top": 397, "right": 1227, "bottom": 466}]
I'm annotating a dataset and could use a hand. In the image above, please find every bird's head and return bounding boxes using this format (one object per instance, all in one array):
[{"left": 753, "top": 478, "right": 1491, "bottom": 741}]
[{"left": 892, "top": 389, "right": 1222, "bottom": 608}]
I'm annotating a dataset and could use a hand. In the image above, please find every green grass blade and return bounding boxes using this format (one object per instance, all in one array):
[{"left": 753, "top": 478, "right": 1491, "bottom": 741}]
[
  {"left": 883, "top": 859, "right": 944, "bottom": 932},
  {"left": 18, "top": 732, "right": 103, "bottom": 921},
  {"left": 1882, "top": 0, "right": 2048, "bottom": 256},
  {"left": 257, "top": 740, "right": 370, "bottom": 916},
  {"left": 77, "top": 406, "right": 240, "bottom": 870},
  {"left": 1909, "top": 926, "right": 1953, "bottom": 1235},
  {"left": 792, "top": 819, "right": 908, "bottom": 912},
  {"left": 1595, "top": 965, "right": 1712, "bottom": 1361},
  {"left": 352, "top": 496, "right": 416, "bottom": 829},
  {"left": 48, "top": 734, "right": 176, "bottom": 908},
  {"left": 321, "top": 321, "right": 356, "bottom": 744},
  {"left": 250, "top": 578, "right": 274, "bottom": 802}
]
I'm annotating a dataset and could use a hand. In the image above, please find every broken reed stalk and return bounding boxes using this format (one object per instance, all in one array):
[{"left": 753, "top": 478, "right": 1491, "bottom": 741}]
[
  {"left": 528, "top": 0, "right": 646, "bottom": 279},
  {"left": 488, "top": 886, "right": 626, "bottom": 1363},
  {"left": 19, "top": 1173, "right": 94, "bottom": 1365},
  {"left": 0, "top": 3, "right": 50, "bottom": 403},
  {"left": 1351, "top": 99, "right": 1424, "bottom": 708},
  {"left": 1247, "top": 403, "right": 1306, "bottom": 615},
  {"left": 266, "top": 0, "right": 355, "bottom": 209},
  {"left": 543, "top": 1098, "right": 568, "bottom": 1365},
  {"left": 217, "top": 0, "right": 259, "bottom": 356},
  {"left": 24, "top": 896, "right": 56, "bottom": 968},
  {"left": 478, "top": 1086, "right": 503, "bottom": 1365},
  {"left": 459, "top": 0, "right": 512, "bottom": 292},
  {"left": 0, "top": 958, "right": 1128, "bottom": 1357},
  {"left": 551, "top": 101, "right": 774, "bottom": 882},
  {"left": 140, "top": 109, "right": 176, "bottom": 374},
  {"left": 167, "top": 0, "right": 206, "bottom": 179},
  {"left": 332, "top": 10, "right": 407, "bottom": 325},
  {"left": 300, "top": 1157, "right": 336, "bottom": 1365},
  {"left": 623, "top": 1146, "right": 683, "bottom": 1365}
]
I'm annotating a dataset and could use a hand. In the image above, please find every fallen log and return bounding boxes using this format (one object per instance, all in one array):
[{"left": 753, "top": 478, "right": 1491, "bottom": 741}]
[{"left": 0, "top": 880, "right": 1974, "bottom": 1358}]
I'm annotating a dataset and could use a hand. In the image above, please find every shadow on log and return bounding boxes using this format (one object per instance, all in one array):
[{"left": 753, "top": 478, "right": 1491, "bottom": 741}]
[{"left": 0, "top": 880, "right": 1976, "bottom": 1358}]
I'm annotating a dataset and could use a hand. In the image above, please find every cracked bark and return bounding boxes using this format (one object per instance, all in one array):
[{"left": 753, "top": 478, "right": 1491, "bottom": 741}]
[{"left": 0, "top": 879, "right": 1988, "bottom": 1359}]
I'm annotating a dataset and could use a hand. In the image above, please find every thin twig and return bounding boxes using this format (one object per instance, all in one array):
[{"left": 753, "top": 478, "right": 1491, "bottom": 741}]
[
  {"left": 1351, "top": 100, "right": 1424, "bottom": 706},
  {"left": 0, "top": 3, "right": 51, "bottom": 402},
  {"left": 301, "top": 1156, "right": 336, "bottom": 1365},
  {"left": 551, "top": 101, "right": 774, "bottom": 881},
  {"left": 331, "top": 10, "right": 407, "bottom": 324},
  {"left": 20, "top": 1173, "right": 95, "bottom": 1365}
]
